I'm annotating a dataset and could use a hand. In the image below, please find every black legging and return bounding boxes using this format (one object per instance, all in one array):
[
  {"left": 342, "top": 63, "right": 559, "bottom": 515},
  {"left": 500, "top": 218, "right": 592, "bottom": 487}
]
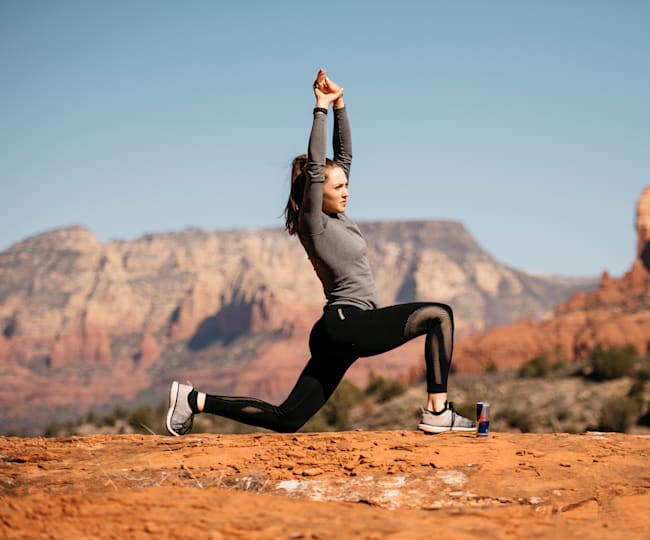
[{"left": 202, "top": 302, "right": 454, "bottom": 432}]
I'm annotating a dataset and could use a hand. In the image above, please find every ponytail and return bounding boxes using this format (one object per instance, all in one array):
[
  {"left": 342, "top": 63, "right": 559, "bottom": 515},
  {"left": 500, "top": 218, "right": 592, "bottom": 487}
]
[{"left": 284, "top": 154, "right": 308, "bottom": 235}]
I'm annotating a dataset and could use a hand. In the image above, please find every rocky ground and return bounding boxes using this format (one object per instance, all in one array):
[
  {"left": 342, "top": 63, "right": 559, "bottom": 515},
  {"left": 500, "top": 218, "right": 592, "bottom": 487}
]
[{"left": 1, "top": 430, "right": 648, "bottom": 539}]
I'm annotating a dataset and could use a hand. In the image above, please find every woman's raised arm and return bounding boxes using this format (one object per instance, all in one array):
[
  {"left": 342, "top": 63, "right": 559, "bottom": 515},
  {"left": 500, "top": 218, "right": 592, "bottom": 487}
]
[
  {"left": 299, "top": 69, "right": 345, "bottom": 235},
  {"left": 300, "top": 108, "right": 328, "bottom": 235},
  {"left": 318, "top": 73, "right": 351, "bottom": 179},
  {"left": 333, "top": 106, "right": 352, "bottom": 181}
]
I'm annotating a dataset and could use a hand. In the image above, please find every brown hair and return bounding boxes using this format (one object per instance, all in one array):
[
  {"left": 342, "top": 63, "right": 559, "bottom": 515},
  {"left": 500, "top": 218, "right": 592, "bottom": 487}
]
[{"left": 284, "top": 155, "right": 339, "bottom": 235}]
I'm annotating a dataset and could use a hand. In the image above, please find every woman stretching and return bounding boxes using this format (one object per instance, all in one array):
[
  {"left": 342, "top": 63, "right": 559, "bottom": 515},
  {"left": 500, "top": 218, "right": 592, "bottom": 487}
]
[{"left": 166, "top": 69, "right": 475, "bottom": 435}]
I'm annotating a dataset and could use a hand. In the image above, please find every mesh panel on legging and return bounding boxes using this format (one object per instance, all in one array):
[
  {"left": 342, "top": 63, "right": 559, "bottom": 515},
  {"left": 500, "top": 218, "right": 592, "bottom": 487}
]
[{"left": 403, "top": 304, "right": 454, "bottom": 393}]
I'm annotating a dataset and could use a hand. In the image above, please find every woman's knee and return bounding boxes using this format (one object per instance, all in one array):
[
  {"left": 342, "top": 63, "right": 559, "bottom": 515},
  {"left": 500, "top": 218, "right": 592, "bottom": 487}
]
[
  {"left": 404, "top": 303, "right": 454, "bottom": 338},
  {"left": 436, "top": 303, "right": 454, "bottom": 327}
]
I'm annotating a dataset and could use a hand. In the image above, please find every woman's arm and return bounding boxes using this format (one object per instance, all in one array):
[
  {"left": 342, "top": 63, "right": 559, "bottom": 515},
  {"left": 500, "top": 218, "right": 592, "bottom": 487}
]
[
  {"left": 300, "top": 109, "right": 328, "bottom": 235},
  {"left": 299, "top": 69, "right": 345, "bottom": 235},
  {"left": 333, "top": 107, "right": 352, "bottom": 180},
  {"left": 322, "top": 76, "right": 352, "bottom": 179}
]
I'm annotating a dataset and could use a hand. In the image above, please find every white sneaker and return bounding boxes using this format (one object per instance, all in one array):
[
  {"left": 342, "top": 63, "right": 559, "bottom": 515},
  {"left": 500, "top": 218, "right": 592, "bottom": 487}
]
[
  {"left": 165, "top": 381, "right": 194, "bottom": 436},
  {"left": 418, "top": 402, "right": 476, "bottom": 433}
]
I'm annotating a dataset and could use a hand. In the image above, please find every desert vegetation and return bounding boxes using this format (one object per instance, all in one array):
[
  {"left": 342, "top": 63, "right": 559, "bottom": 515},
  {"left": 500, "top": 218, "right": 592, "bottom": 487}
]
[{"left": 498, "top": 344, "right": 650, "bottom": 433}]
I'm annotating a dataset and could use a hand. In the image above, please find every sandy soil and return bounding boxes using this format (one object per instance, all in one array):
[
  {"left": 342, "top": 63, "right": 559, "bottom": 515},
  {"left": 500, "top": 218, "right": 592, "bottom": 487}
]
[{"left": 1, "top": 430, "right": 648, "bottom": 539}]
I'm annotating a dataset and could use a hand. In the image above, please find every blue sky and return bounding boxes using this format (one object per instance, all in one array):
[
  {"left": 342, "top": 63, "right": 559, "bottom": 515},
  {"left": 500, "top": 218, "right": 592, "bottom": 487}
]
[{"left": 2, "top": 1, "right": 648, "bottom": 277}]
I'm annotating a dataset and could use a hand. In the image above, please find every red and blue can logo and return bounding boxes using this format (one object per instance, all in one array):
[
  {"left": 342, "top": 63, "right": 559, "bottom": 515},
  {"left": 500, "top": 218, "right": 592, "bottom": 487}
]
[{"left": 476, "top": 402, "right": 490, "bottom": 437}]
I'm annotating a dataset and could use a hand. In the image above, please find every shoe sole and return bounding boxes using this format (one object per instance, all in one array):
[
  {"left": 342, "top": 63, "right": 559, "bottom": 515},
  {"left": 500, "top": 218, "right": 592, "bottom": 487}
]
[
  {"left": 165, "top": 381, "right": 181, "bottom": 437},
  {"left": 418, "top": 423, "right": 476, "bottom": 434}
]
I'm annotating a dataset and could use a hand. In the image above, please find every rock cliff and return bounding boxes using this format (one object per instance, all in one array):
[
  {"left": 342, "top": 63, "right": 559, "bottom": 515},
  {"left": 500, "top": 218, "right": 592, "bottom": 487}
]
[
  {"left": 0, "top": 220, "right": 594, "bottom": 433},
  {"left": 454, "top": 186, "right": 650, "bottom": 372}
]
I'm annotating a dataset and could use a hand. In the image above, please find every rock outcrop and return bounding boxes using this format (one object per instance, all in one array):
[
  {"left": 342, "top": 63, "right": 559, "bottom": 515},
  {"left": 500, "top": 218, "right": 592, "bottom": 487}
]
[
  {"left": 454, "top": 186, "right": 650, "bottom": 373},
  {"left": 636, "top": 186, "right": 650, "bottom": 268},
  {"left": 0, "top": 220, "right": 595, "bottom": 433}
]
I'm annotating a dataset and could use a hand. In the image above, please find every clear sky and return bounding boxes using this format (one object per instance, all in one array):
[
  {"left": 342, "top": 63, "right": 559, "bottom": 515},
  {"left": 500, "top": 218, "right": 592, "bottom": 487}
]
[{"left": 2, "top": 1, "right": 648, "bottom": 277}]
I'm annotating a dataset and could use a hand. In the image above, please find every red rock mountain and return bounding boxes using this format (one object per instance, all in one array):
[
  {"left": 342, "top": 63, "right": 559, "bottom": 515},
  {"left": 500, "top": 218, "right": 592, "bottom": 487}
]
[
  {"left": 0, "top": 220, "right": 594, "bottom": 434},
  {"left": 454, "top": 187, "right": 650, "bottom": 372}
]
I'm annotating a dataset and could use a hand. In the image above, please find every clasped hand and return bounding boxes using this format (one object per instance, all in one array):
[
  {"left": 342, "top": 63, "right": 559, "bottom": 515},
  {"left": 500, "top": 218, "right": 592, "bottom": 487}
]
[{"left": 313, "top": 68, "right": 344, "bottom": 109}]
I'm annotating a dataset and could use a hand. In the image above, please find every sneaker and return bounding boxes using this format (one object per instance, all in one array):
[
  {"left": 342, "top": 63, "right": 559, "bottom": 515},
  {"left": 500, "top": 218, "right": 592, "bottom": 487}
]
[
  {"left": 418, "top": 402, "right": 476, "bottom": 433},
  {"left": 165, "top": 381, "right": 195, "bottom": 436}
]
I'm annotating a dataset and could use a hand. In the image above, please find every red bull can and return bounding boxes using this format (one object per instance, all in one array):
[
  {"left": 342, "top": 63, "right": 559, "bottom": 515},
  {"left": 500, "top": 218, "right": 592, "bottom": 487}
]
[{"left": 476, "top": 402, "right": 490, "bottom": 437}]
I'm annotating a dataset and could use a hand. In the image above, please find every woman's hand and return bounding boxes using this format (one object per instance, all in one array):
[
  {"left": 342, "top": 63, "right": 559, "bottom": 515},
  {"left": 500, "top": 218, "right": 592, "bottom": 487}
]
[{"left": 313, "top": 68, "right": 344, "bottom": 109}]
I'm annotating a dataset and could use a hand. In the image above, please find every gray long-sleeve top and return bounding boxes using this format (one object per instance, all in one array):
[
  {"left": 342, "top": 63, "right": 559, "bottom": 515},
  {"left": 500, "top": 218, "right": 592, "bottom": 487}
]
[{"left": 298, "top": 107, "right": 379, "bottom": 310}]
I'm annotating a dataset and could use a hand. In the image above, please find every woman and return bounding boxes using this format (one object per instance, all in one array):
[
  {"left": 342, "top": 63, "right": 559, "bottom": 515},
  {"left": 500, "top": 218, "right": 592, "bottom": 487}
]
[{"left": 166, "top": 69, "right": 475, "bottom": 435}]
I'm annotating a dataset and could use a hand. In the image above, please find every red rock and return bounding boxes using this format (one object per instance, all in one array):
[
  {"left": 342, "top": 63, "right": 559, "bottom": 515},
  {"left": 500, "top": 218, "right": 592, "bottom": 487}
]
[{"left": 454, "top": 186, "right": 650, "bottom": 372}]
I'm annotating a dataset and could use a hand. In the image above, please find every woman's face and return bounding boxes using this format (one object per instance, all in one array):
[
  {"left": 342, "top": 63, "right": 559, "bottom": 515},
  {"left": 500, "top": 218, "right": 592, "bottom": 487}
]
[{"left": 322, "top": 166, "right": 348, "bottom": 214}]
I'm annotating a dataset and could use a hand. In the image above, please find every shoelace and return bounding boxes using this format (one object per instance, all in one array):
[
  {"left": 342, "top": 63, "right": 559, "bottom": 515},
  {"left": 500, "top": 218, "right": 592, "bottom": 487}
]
[{"left": 448, "top": 402, "right": 456, "bottom": 430}]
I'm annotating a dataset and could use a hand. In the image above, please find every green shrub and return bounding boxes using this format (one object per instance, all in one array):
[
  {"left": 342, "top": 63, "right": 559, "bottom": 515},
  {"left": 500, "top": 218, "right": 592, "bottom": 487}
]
[
  {"left": 638, "top": 405, "right": 650, "bottom": 427},
  {"left": 518, "top": 354, "right": 552, "bottom": 378},
  {"left": 502, "top": 409, "right": 535, "bottom": 433},
  {"left": 598, "top": 396, "right": 640, "bottom": 432},
  {"left": 628, "top": 381, "right": 650, "bottom": 427},
  {"left": 585, "top": 345, "right": 637, "bottom": 381},
  {"left": 555, "top": 407, "right": 570, "bottom": 422},
  {"left": 113, "top": 406, "right": 129, "bottom": 420},
  {"left": 300, "top": 413, "right": 330, "bottom": 433},
  {"left": 43, "top": 420, "right": 62, "bottom": 438},
  {"left": 635, "top": 355, "right": 650, "bottom": 380},
  {"left": 364, "top": 373, "right": 406, "bottom": 403},
  {"left": 484, "top": 361, "right": 499, "bottom": 374},
  {"left": 128, "top": 405, "right": 156, "bottom": 433},
  {"left": 562, "top": 424, "right": 582, "bottom": 434},
  {"left": 303, "top": 380, "right": 363, "bottom": 432},
  {"left": 627, "top": 380, "right": 645, "bottom": 401}
]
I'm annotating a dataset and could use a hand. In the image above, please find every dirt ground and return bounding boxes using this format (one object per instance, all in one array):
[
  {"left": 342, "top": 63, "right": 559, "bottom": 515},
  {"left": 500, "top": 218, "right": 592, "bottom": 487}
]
[{"left": 1, "top": 430, "right": 648, "bottom": 539}]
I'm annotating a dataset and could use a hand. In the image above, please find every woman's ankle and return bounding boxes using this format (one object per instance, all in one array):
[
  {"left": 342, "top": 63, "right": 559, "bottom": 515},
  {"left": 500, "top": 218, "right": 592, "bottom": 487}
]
[
  {"left": 197, "top": 392, "right": 206, "bottom": 412},
  {"left": 427, "top": 393, "right": 448, "bottom": 413},
  {"left": 188, "top": 390, "right": 206, "bottom": 413}
]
